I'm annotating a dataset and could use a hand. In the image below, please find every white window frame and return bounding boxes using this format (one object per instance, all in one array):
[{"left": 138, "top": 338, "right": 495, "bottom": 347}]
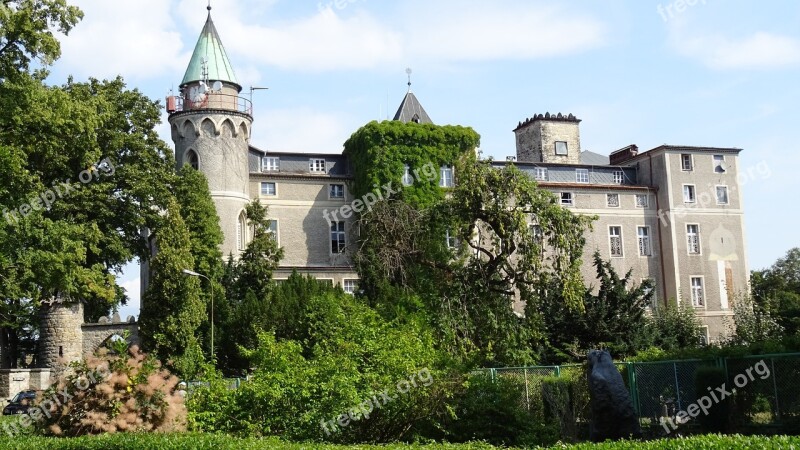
[
  {"left": 715, "top": 185, "right": 729, "bottom": 205},
  {"left": 576, "top": 168, "right": 589, "bottom": 183},
  {"left": 683, "top": 184, "right": 696, "bottom": 203},
  {"left": 681, "top": 154, "right": 693, "bottom": 171},
  {"left": 261, "top": 181, "right": 277, "bottom": 197},
  {"left": 637, "top": 226, "right": 652, "bottom": 257},
  {"left": 560, "top": 192, "right": 573, "bottom": 207},
  {"left": 445, "top": 229, "right": 459, "bottom": 250},
  {"left": 554, "top": 141, "right": 568, "bottom": 156},
  {"left": 612, "top": 170, "right": 624, "bottom": 185},
  {"left": 686, "top": 224, "right": 701, "bottom": 255},
  {"left": 690, "top": 276, "right": 705, "bottom": 308},
  {"left": 606, "top": 193, "right": 620, "bottom": 208},
  {"left": 609, "top": 226, "right": 623, "bottom": 257},
  {"left": 330, "top": 221, "right": 346, "bottom": 254},
  {"left": 402, "top": 164, "right": 414, "bottom": 186},
  {"left": 534, "top": 167, "right": 548, "bottom": 181},
  {"left": 329, "top": 183, "right": 345, "bottom": 200},
  {"left": 267, "top": 219, "right": 279, "bottom": 245},
  {"left": 262, "top": 156, "right": 280, "bottom": 172},
  {"left": 699, "top": 325, "right": 710, "bottom": 345},
  {"left": 236, "top": 211, "right": 247, "bottom": 251},
  {"left": 342, "top": 279, "right": 359, "bottom": 295},
  {"left": 635, "top": 193, "right": 649, "bottom": 208},
  {"left": 310, "top": 158, "right": 327, "bottom": 173},
  {"left": 439, "top": 165, "right": 454, "bottom": 188},
  {"left": 316, "top": 278, "right": 335, "bottom": 287},
  {"left": 713, "top": 155, "right": 726, "bottom": 173}
]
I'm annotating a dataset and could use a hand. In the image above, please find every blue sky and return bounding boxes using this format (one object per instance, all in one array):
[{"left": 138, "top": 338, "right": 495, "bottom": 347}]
[{"left": 47, "top": 0, "right": 800, "bottom": 318}]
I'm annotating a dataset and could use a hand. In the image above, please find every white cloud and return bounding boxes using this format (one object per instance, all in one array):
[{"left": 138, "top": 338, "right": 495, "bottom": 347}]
[
  {"left": 57, "top": 0, "right": 187, "bottom": 80},
  {"left": 251, "top": 107, "right": 354, "bottom": 153},
  {"left": 117, "top": 271, "right": 141, "bottom": 320},
  {"left": 670, "top": 28, "right": 800, "bottom": 70}
]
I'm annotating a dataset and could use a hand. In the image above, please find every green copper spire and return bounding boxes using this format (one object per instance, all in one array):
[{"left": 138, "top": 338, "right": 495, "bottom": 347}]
[{"left": 181, "top": 7, "right": 239, "bottom": 89}]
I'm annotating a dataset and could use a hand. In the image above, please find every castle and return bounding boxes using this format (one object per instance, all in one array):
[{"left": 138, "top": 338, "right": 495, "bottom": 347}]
[{"left": 156, "top": 8, "right": 747, "bottom": 344}]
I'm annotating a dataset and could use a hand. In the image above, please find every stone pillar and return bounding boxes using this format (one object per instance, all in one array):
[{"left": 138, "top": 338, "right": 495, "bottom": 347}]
[{"left": 38, "top": 302, "right": 84, "bottom": 370}]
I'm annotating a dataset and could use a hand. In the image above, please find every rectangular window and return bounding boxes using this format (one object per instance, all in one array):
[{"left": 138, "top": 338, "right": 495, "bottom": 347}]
[
  {"left": 445, "top": 229, "right": 459, "bottom": 250},
  {"left": 609, "top": 226, "right": 623, "bottom": 257},
  {"left": 262, "top": 156, "right": 280, "bottom": 172},
  {"left": 331, "top": 221, "right": 345, "bottom": 254},
  {"left": 713, "top": 155, "right": 726, "bottom": 173},
  {"left": 687, "top": 224, "right": 700, "bottom": 254},
  {"left": 534, "top": 167, "right": 548, "bottom": 181},
  {"left": 439, "top": 165, "right": 454, "bottom": 187},
  {"left": 716, "top": 186, "right": 729, "bottom": 204},
  {"left": 310, "top": 158, "right": 327, "bottom": 173},
  {"left": 681, "top": 154, "right": 693, "bottom": 171},
  {"left": 576, "top": 168, "right": 589, "bottom": 183},
  {"left": 560, "top": 192, "right": 573, "bottom": 207},
  {"left": 267, "top": 220, "right": 278, "bottom": 243},
  {"left": 691, "top": 277, "right": 705, "bottom": 307},
  {"left": 329, "top": 184, "right": 345, "bottom": 199},
  {"left": 554, "top": 141, "right": 568, "bottom": 156},
  {"left": 343, "top": 279, "right": 358, "bottom": 295},
  {"left": 635, "top": 194, "right": 649, "bottom": 208},
  {"left": 529, "top": 224, "right": 543, "bottom": 245},
  {"left": 606, "top": 193, "right": 620, "bottom": 208},
  {"left": 261, "top": 182, "right": 276, "bottom": 196},
  {"left": 637, "top": 226, "right": 652, "bottom": 256},
  {"left": 402, "top": 164, "right": 413, "bottom": 186},
  {"left": 613, "top": 170, "right": 624, "bottom": 185},
  {"left": 683, "top": 185, "right": 696, "bottom": 203},
  {"left": 642, "top": 278, "right": 656, "bottom": 309}
]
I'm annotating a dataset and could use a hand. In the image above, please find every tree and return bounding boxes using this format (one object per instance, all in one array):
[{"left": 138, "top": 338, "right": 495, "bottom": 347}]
[
  {"left": 139, "top": 199, "right": 205, "bottom": 377},
  {"left": 751, "top": 248, "right": 800, "bottom": 336},
  {"left": 648, "top": 302, "right": 703, "bottom": 351},
  {"left": 0, "top": 0, "right": 83, "bottom": 80},
  {"left": 174, "top": 166, "right": 225, "bottom": 360}
]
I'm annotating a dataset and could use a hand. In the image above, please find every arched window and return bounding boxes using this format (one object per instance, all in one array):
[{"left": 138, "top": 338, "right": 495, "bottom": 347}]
[
  {"left": 185, "top": 149, "right": 199, "bottom": 170},
  {"left": 237, "top": 211, "right": 247, "bottom": 251}
]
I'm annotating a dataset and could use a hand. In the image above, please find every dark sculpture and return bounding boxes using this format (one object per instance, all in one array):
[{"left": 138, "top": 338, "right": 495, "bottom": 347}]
[{"left": 587, "top": 350, "right": 641, "bottom": 442}]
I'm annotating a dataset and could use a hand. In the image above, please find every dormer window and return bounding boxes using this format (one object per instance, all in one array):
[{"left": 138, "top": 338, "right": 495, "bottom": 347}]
[
  {"left": 411, "top": 114, "right": 420, "bottom": 124},
  {"left": 310, "top": 158, "right": 326, "bottom": 173},
  {"left": 262, "top": 156, "right": 280, "bottom": 172},
  {"left": 555, "top": 141, "right": 568, "bottom": 156}
]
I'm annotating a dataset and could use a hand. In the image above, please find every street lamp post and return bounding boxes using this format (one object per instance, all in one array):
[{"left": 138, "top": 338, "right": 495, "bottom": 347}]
[{"left": 182, "top": 269, "right": 214, "bottom": 361}]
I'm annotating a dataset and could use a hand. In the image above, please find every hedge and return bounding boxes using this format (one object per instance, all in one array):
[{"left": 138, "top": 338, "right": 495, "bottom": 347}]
[{"left": 0, "top": 433, "right": 797, "bottom": 449}]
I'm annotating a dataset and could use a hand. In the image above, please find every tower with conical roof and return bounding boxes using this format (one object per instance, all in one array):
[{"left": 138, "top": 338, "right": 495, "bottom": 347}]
[
  {"left": 168, "top": 5, "right": 252, "bottom": 257},
  {"left": 393, "top": 69, "right": 432, "bottom": 124}
]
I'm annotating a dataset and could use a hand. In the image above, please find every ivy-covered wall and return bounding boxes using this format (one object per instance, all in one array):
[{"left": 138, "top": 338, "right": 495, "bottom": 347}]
[{"left": 343, "top": 121, "right": 481, "bottom": 207}]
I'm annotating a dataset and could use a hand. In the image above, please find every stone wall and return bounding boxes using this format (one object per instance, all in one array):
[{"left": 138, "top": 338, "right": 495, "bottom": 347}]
[
  {"left": 81, "top": 313, "right": 139, "bottom": 356},
  {"left": 0, "top": 369, "right": 52, "bottom": 400},
  {"left": 515, "top": 114, "right": 581, "bottom": 165},
  {"left": 37, "top": 302, "right": 84, "bottom": 370}
]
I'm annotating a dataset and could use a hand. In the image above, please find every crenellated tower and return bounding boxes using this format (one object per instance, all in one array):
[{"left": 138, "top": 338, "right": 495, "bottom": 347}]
[{"left": 167, "top": 5, "right": 253, "bottom": 257}]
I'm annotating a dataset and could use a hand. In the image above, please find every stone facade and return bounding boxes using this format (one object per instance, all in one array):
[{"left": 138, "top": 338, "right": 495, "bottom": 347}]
[
  {"left": 37, "top": 302, "right": 85, "bottom": 370},
  {"left": 515, "top": 113, "right": 582, "bottom": 165}
]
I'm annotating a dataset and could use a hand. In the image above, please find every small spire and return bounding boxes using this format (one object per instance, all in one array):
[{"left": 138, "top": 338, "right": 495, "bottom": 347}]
[
  {"left": 406, "top": 67, "right": 412, "bottom": 91},
  {"left": 207, "top": 0, "right": 212, "bottom": 11}
]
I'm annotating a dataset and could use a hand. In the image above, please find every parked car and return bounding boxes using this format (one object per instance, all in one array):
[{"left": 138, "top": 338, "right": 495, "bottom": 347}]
[{"left": 2, "top": 390, "right": 37, "bottom": 415}]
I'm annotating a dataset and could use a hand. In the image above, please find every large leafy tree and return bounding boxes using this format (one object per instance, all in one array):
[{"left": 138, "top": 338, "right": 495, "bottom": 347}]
[{"left": 751, "top": 247, "right": 800, "bottom": 336}]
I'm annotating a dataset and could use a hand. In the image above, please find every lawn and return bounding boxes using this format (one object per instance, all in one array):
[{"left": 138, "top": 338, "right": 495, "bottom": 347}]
[{"left": 0, "top": 433, "right": 798, "bottom": 449}]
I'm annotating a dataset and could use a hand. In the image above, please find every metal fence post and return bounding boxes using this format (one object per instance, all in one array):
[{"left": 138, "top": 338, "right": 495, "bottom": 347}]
[
  {"left": 524, "top": 368, "right": 530, "bottom": 410},
  {"left": 673, "top": 362, "right": 682, "bottom": 411},
  {"left": 627, "top": 362, "right": 640, "bottom": 417},
  {"left": 771, "top": 358, "right": 781, "bottom": 421}
]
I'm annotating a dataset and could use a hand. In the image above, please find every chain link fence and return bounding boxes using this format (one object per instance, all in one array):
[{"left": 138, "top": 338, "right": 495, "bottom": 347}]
[{"left": 485, "top": 353, "right": 800, "bottom": 435}]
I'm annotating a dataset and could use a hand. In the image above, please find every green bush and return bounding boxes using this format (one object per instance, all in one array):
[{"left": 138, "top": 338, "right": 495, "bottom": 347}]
[
  {"left": 693, "top": 366, "right": 730, "bottom": 433},
  {"left": 441, "top": 372, "right": 558, "bottom": 447}
]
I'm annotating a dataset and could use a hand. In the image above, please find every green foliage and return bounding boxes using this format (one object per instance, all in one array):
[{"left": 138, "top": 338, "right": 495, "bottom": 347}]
[
  {"left": 34, "top": 344, "right": 185, "bottom": 436},
  {"left": 139, "top": 199, "right": 205, "bottom": 377},
  {"left": 0, "top": 0, "right": 83, "bottom": 79},
  {"left": 441, "top": 373, "right": 559, "bottom": 447},
  {"left": 728, "top": 294, "right": 784, "bottom": 345},
  {"left": 751, "top": 247, "right": 800, "bottom": 336},
  {"left": 693, "top": 367, "right": 730, "bottom": 433},
  {"left": 648, "top": 302, "right": 704, "bottom": 351}
]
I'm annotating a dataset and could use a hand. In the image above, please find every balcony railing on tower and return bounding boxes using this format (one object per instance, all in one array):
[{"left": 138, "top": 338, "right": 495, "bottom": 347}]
[{"left": 166, "top": 93, "right": 252, "bottom": 116}]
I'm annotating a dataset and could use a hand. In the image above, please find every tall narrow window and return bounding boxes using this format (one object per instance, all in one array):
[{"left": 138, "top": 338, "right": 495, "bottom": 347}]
[
  {"left": 267, "top": 220, "right": 278, "bottom": 243},
  {"left": 637, "top": 226, "right": 652, "bottom": 256},
  {"left": 185, "top": 150, "right": 199, "bottom": 170},
  {"left": 237, "top": 211, "right": 247, "bottom": 251},
  {"left": 683, "top": 185, "right": 696, "bottom": 203},
  {"left": 713, "top": 155, "right": 726, "bottom": 173},
  {"left": 310, "top": 158, "right": 326, "bottom": 173},
  {"left": 687, "top": 224, "right": 700, "bottom": 254},
  {"left": 576, "top": 168, "right": 589, "bottom": 183},
  {"left": 691, "top": 277, "right": 705, "bottom": 307},
  {"left": 716, "top": 186, "right": 729, "bottom": 204},
  {"left": 402, "top": 165, "right": 414, "bottom": 186},
  {"left": 445, "top": 229, "right": 459, "bottom": 250},
  {"left": 613, "top": 170, "right": 624, "bottom": 184},
  {"left": 440, "top": 165, "right": 454, "bottom": 187},
  {"left": 609, "top": 226, "right": 623, "bottom": 257},
  {"left": 681, "top": 154, "right": 693, "bottom": 171},
  {"left": 331, "top": 221, "right": 346, "bottom": 254},
  {"left": 529, "top": 224, "right": 543, "bottom": 245}
]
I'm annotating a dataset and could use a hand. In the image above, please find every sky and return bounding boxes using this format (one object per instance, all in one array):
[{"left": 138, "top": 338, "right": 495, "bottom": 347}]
[{"left": 46, "top": 0, "right": 800, "bottom": 319}]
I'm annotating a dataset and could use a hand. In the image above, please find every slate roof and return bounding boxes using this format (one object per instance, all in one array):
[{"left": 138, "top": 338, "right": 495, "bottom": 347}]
[{"left": 393, "top": 91, "right": 432, "bottom": 124}]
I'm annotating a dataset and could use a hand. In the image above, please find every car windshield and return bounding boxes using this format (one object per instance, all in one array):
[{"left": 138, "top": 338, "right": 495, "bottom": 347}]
[{"left": 10, "top": 392, "right": 34, "bottom": 403}]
